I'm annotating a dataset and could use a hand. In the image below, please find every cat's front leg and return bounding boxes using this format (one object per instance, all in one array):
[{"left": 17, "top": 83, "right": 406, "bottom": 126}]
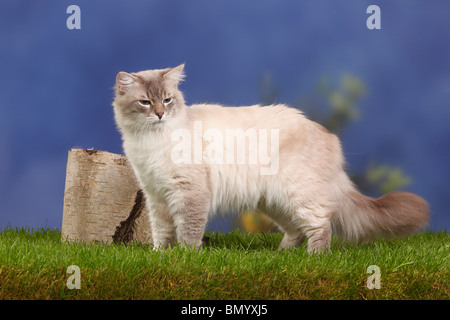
[
  {"left": 171, "top": 197, "right": 209, "bottom": 250},
  {"left": 150, "top": 219, "right": 175, "bottom": 250},
  {"left": 146, "top": 198, "right": 176, "bottom": 250}
]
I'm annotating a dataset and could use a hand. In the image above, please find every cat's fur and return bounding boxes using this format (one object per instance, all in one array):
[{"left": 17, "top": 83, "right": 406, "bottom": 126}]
[{"left": 112, "top": 64, "right": 429, "bottom": 253}]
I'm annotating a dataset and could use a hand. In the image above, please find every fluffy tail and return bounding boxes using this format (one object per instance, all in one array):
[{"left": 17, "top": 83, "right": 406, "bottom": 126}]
[{"left": 331, "top": 187, "right": 430, "bottom": 243}]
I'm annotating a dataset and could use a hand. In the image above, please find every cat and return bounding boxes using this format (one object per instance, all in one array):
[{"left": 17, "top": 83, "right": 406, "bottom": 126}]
[{"left": 112, "top": 64, "right": 429, "bottom": 253}]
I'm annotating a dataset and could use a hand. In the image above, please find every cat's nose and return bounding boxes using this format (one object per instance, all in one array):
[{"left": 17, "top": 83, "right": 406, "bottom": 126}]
[{"left": 155, "top": 112, "right": 164, "bottom": 119}]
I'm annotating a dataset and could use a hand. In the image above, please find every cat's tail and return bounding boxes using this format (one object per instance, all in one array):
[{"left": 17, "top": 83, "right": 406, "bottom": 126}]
[{"left": 331, "top": 177, "right": 430, "bottom": 243}]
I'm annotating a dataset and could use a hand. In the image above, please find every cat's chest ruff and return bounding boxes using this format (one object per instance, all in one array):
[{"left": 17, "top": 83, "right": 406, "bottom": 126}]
[{"left": 124, "top": 130, "right": 172, "bottom": 173}]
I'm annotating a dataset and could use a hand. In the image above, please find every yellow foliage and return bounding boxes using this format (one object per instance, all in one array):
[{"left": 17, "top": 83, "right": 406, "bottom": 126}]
[{"left": 241, "top": 210, "right": 275, "bottom": 233}]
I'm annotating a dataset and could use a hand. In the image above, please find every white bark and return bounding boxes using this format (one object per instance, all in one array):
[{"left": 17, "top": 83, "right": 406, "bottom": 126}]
[{"left": 61, "top": 148, "right": 152, "bottom": 244}]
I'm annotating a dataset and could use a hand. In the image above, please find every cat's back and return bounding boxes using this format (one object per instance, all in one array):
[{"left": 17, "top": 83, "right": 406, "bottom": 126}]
[
  {"left": 187, "top": 103, "right": 308, "bottom": 129},
  {"left": 186, "top": 102, "right": 341, "bottom": 166}
]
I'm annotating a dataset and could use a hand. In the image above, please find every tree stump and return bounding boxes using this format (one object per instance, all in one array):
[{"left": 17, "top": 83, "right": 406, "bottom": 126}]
[{"left": 61, "top": 148, "right": 152, "bottom": 245}]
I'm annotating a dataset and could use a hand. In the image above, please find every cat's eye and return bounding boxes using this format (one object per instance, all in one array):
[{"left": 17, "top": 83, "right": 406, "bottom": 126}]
[
  {"left": 163, "top": 97, "right": 172, "bottom": 104},
  {"left": 139, "top": 100, "right": 151, "bottom": 106}
]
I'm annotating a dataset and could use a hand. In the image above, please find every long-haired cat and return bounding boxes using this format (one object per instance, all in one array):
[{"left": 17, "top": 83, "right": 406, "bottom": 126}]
[{"left": 112, "top": 64, "right": 429, "bottom": 253}]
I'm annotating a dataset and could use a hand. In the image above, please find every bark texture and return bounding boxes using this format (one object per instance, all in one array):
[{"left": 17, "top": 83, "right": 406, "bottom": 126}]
[{"left": 61, "top": 148, "right": 152, "bottom": 245}]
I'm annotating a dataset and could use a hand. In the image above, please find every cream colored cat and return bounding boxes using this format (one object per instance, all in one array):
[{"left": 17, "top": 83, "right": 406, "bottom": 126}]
[{"left": 112, "top": 64, "right": 429, "bottom": 253}]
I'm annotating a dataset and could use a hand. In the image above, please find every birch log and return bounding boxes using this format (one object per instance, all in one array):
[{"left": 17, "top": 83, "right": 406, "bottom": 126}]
[{"left": 61, "top": 148, "right": 152, "bottom": 245}]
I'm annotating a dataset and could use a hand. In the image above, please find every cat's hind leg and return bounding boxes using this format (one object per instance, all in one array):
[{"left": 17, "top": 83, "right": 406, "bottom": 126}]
[
  {"left": 279, "top": 231, "right": 306, "bottom": 249},
  {"left": 303, "top": 220, "right": 333, "bottom": 254},
  {"left": 300, "top": 202, "right": 334, "bottom": 254},
  {"left": 272, "top": 201, "right": 334, "bottom": 254},
  {"left": 263, "top": 206, "right": 307, "bottom": 249}
]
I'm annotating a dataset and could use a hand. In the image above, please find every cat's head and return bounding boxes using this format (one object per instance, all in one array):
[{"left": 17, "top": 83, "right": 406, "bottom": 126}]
[{"left": 113, "top": 64, "right": 186, "bottom": 131}]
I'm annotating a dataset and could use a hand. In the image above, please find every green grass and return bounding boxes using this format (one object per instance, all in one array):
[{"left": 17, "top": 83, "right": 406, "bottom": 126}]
[{"left": 0, "top": 227, "right": 448, "bottom": 299}]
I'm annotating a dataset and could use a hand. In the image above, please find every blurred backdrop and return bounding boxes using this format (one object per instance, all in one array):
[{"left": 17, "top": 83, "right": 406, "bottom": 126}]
[{"left": 0, "top": 0, "right": 449, "bottom": 232}]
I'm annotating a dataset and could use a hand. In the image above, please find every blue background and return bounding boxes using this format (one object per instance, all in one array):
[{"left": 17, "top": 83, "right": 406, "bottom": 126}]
[{"left": 0, "top": 0, "right": 449, "bottom": 232}]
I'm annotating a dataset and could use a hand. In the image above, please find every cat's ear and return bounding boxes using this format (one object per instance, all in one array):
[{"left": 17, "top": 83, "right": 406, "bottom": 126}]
[
  {"left": 116, "top": 72, "right": 138, "bottom": 94},
  {"left": 163, "top": 64, "right": 185, "bottom": 87}
]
